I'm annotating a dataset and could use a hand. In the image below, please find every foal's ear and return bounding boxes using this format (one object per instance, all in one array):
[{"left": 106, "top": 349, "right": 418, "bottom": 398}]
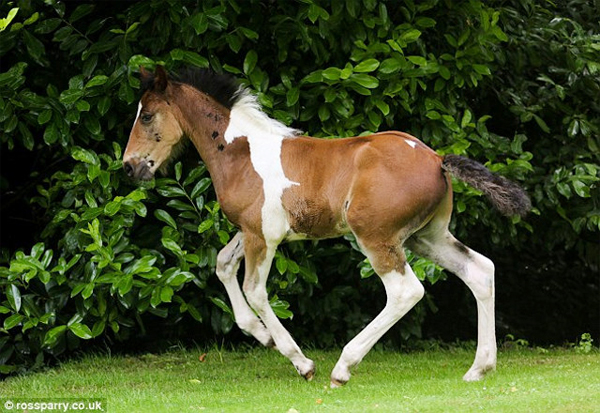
[
  {"left": 140, "top": 66, "right": 154, "bottom": 92},
  {"left": 154, "top": 66, "right": 168, "bottom": 93},
  {"left": 139, "top": 66, "right": 169, "bottom": 93}
]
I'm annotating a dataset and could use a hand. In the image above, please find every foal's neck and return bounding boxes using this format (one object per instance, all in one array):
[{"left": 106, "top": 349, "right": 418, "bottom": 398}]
[{"left": 173, "top": 84, "right": 251, "bottom": 196}]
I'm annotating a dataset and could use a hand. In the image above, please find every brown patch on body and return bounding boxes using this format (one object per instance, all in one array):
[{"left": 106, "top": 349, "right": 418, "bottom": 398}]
[{"left": 280, "top": 133, "right": 447, "bottom": 272}]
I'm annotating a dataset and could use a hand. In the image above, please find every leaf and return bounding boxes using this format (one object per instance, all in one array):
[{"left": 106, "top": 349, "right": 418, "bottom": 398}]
[
  {"left": 375, "top": 100, "right": 390, "bottom": 116},
  {"left": 44, "top": 325, "right": 67, "bottom": 346},
  {"left": 166, "top": 271, "right": 193, "bottom": 287},
  {"left": 92, "top": 320, "right": 105, "bottom": 337},
  {"left": 155, "top": 209, "right": 177, "bottom": 229},
  {"left": 270, "top": 298, "right": 293, "bottom": 319},
  {"left": 572, "top": 179, "right": 589, "bottom": 198},
  {"left": 568, "top": 119, "right": 579, "bottom": 137},
  {"left": 166, "top": 200, "right": 195, "bottom": 212},
  {"left": 379, "top": 58, "right": 403, "bottom": 74},
  {"left": 69, "top": 4, "right": 94, "bottom": 23},
  {"left": 0, "top": 8, "right": 19, "bottom": 32},
  {"left": 104, "top": 200, "right": 121, "bottom": 216},
  {"left": 69, "top": 323, "right": 93, "bottom": 339},
  {"left": 299, "top": 267, "right": 318, "bottom": 284},
  {"left": 156, "top": 186, "right": 187, "bottom": 198},
  {"left": 354, "top": 58, "right": 380, "bottom": 73},
  {"left": 126, "top": 256, "right": 157, "bottom": 275},
  {"left": 349, "top": 74, "right": 379, "bottom": 89},
  {"left": 97, "top": 96, "right": 111, "bottom": 116},
  {"left": 183, "top": 51, "right": 209, "bottom": 68},
  {"left": 401, "top": 29, "right": 422, "bottom": 43},
  {"left": 461, "top": 110, "right": 473, "bottom": 128},
  {"left": 276, "top": 255, "right": 288, "bottom": 274},
  {"left": 211, "top": 297, "right": 233, "bottom": 316},
  {"left": 23, "top": 30, "right": 45, "bottom": 62},
  {"left": 407, "top": 56, "right": 428, "bottom": 66},
  {"left": 533, "top": 114, "right": 550, "bottom": 133},
  {"left": 191, "top": 177, "right": 212, "bottom": 199},
  {"left": 191, "top": 13, "right": 208, "bottom": 35},
  {"left": 71, "top": 146, "right": 99, "bottom": 165},
  {"left": 59, "top": 89, "right": 84, "bottom": 105},
  {"left": 415, "top": 17, "right": 436, "bottom": 28},
  {"left": 86, "top": 75, "right": 108, "bottom": 88},
  {"left": 38, "top": 109, "right": 52, "bottom": 125},
  {"left": 76, "top": 100, "right": 90, "bottom": 112},
  {"left": 198, "top": 219, "right": 214, "bottom": 233},
  {"left": 160, "top": 286, "right": 173, "bottom": 303},
  {"left": 4, "top": 314, "right": 24, "bottom": 330},
  {"left": 162, "top": 238, "right": 184, "bottom": 258},
  {"left": 43, "top": 123, "right": 59, "bottom": 145},
  {"left": 322, "top": 67, "right": 342, "bottom": 81},
  {"left": 472, "top": 64, "right": 491, "bottom": 75},
  {"left": 286, "top": 87, "right": 300, "bottom": 106},
  {"left": 243, "top": 50, "right": 258, "bottom": 75},
  {"left": 118, "top": 274, "right": 134, "bottom": 295},
  {"left": 7, "top": 284, "right": 21, "bottom": 312}
]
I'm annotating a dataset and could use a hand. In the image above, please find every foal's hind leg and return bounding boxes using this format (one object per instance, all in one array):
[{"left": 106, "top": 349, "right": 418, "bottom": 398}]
[
  {"left": 216, "top": 232, "right": 273, "bottom": 347},
  {"left": 331, "top": 243, "right": 425, "bottom": 387},
  {"left": 407, "top": 229, "right": 497, "bottom": 381}
]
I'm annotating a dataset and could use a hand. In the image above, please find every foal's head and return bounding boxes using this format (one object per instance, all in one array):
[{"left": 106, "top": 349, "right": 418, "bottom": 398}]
[{"left": 123, "top": 66, "right": 184, "bottom": 180}]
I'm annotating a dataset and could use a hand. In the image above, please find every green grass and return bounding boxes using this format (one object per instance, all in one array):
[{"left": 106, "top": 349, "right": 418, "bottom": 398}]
[{"left": 1, "top": 346, "right": 599, "bottom": 412}]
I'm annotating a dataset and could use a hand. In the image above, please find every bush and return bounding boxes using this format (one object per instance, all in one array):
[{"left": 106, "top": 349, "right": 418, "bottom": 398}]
[{"left": 1, "top": 0, "right": 597, "bottom": 374}]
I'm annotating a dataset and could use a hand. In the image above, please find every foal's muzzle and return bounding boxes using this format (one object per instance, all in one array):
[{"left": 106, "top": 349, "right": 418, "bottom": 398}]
[{"left": 123, "top": 159, "right": 154, "bottom": 181}]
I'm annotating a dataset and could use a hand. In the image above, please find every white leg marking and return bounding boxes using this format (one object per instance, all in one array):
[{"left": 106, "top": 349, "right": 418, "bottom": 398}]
[
  {"left": 461, "top": 252, "right": 496, "bottom": 381},
  {"left": 409, "top": 232, "right": 497, "bottom": 381},
  {"left": 244, "top": 247, "right": 315, "bottom": 379},
  {"left": 331, "top": 263, "right": 425, "bottom": 387},
  {"left": 215, "top": 232, "right": 273, "bottom": 346}
]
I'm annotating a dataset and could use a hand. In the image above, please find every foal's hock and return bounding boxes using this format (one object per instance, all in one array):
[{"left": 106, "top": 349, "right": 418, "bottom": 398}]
[{"left": 123, "top": 66, "right": 531, "bottom": 387}]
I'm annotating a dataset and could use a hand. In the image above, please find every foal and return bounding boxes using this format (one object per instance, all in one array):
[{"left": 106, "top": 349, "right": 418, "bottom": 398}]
[{"left": 123, "top": 66, "right": 530, "bottom": 387}]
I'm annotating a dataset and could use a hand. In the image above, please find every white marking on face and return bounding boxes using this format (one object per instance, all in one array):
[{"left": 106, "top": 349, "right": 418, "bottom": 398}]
[
  {"left": 133, "top": 102, "right": 143, "bottom": 127},
  {"left": 224, "top": 91, "right": 300, "bottom": 243},
  {"left": 404, "top": 139, "right": 417, "bottom": 148},
  {"left": 124, "top": 102, "right": 144, "bottom": 163}
]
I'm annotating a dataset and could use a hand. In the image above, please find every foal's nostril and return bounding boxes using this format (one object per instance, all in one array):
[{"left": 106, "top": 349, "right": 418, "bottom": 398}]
[{"left": 123, "top": 161, "right": 134, "bottom": 177}]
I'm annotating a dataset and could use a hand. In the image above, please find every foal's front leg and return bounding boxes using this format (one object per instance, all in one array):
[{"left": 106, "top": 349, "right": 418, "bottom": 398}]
[
  {"left": 241, "top": 232, "right": 315, "bottom": 380},
  {"left": 216, "top": 232, "right": 273, "bottom": 347}
]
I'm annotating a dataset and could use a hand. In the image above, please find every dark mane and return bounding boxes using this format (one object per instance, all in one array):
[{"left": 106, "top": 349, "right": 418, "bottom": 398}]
[{"left": 174, "top": 67, "right": 240, "bottom": 110}]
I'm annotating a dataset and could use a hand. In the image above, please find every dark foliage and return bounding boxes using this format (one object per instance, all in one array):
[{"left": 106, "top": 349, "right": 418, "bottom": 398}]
[{"left": 0, "top": 0, "right": 597, "bottom": 374}]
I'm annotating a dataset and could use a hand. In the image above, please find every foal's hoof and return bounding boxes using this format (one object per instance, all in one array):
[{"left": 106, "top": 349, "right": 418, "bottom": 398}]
[
  {"left": 463, "top": 364, "right": 495, "bottom": 382},
  {"left": 330, "top": 363, "right": 350, "bottom": 388},
  {"left": 295, "top": 359, "right": 316, "bottom": 381},
  {"left": 330, "top": 377, "right": 347, "bottom": 388},
  {"left": 303, "top": 367, "right": 315, "bottom": 381}
]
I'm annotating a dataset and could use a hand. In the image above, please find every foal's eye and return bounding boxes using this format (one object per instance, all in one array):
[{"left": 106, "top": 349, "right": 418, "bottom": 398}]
[{"left": 140, "top": 113, "right": 154, "bottom": 124}]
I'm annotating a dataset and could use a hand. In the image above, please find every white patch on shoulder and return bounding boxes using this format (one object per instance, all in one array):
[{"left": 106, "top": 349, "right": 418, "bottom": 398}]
[
  {"left": 224, "top": 90, "right": 301, "bottom": 243},
  {"left": 404, "top": 139, "right": 417, "bottom": 148}
]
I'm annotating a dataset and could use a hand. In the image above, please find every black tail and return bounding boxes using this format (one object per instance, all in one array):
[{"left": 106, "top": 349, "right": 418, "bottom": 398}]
[{"left": 442, "top": 154, "right": 531, "bottom": 217}]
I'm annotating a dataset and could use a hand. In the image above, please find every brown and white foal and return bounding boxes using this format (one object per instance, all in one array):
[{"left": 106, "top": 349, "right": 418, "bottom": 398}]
[{"left": 123, "top": 66, "right": 530, "bottom": 387}]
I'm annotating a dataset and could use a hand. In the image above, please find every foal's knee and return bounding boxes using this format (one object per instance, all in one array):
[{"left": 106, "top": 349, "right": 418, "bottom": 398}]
[
  {"left": 243, "top": 284, "right": 269, "bottom": 311},
  {"left": 216, "top": 250, "right": 238, "bottom": 283},
  {"left": 383, "top": 270, "right": 425, "bottom": 309}
]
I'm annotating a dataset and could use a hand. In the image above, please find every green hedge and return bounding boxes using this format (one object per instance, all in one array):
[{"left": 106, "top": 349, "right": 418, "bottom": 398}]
[{"left": 1, "top": 0, "right": 598, "bottom": 374}]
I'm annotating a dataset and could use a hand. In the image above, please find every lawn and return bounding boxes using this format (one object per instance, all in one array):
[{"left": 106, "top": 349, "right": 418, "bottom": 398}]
[{"left": 1, "top": 346, "right": 598, "bottom": 412}]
